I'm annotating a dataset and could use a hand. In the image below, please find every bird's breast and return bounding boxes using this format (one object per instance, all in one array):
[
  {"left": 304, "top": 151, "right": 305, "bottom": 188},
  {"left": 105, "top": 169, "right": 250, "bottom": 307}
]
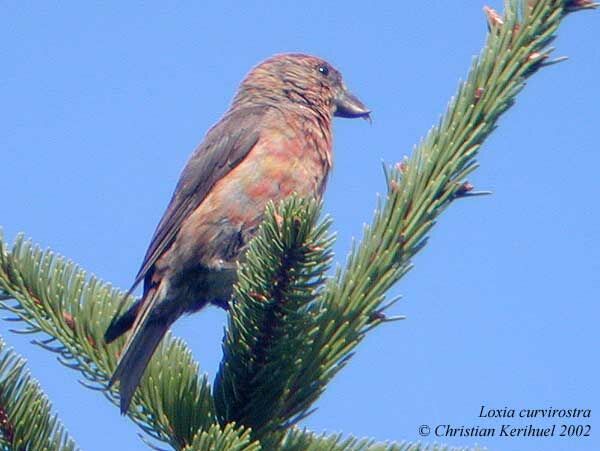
[
  {"left": 205, "top": 126, "right": 330, "bottom": 226},
  {"left": 176, "top": 122, "right": 332, "bottom": 268}
]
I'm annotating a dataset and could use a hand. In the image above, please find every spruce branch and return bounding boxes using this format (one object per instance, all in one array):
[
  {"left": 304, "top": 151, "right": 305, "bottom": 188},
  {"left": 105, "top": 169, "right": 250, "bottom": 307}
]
[
  {"left": 265, "top": 0, "right": 597, "bottom": 423},
  {"left": 0, "top": 336, "right": 78, "bottom": 450},
  {"left": 183, "top": 424, "right": 260, "bottom": 451},
  {"left": 214, "top": 198, "right": 334, "bottom": 439},
  {"left": 214, "top": 0, "right": 597, "bottom": 441},
  {"left": 0, "top": 231, "right": 215, "bottom": 449}
]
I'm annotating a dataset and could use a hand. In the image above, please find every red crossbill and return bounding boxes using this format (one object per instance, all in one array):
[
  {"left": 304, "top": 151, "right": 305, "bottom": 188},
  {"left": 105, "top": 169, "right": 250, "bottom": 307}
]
[{"left": 105, "top": 53, "right": 370, "bottom": 413}]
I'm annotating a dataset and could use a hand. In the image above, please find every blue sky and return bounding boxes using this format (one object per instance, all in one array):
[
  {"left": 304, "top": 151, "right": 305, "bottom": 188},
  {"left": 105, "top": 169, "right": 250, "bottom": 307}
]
[{"left": 1, "top": 1, "right": 598, "bottom": 450}]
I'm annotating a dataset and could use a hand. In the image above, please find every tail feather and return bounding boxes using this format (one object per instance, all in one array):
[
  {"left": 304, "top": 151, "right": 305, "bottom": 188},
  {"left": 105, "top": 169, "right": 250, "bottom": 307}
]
[
  {"left": 110, "top": 318, "right": 172, "bottom": 413},
  {"left": 104, "top": 298, "right": 142, "bottom": 344},
  {"left": 108, "top": 284, "right": 173, "bottom": 414}
]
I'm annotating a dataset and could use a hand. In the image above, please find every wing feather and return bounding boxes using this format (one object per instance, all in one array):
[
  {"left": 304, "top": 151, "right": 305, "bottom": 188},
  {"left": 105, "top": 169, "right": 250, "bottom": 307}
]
[{"left": 127, "top": 106, "right": 265, "bottom": 295}]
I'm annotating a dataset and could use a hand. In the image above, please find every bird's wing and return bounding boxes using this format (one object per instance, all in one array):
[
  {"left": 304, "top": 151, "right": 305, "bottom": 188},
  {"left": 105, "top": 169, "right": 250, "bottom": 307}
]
[{"left": 128, "top": 106, "right": 265, "bottom": 295}]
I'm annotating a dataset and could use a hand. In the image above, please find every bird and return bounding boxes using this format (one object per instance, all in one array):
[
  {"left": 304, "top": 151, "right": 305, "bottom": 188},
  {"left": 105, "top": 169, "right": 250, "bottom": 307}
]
[{"left": 104, "top": 53, "right": 370, "bottom": 413}]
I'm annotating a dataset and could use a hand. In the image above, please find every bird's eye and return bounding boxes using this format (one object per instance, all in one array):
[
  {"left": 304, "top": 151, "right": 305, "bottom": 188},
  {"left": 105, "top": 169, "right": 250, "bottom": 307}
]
[{"left": 317, "top": 65, "right": 329, "bottom": 76}]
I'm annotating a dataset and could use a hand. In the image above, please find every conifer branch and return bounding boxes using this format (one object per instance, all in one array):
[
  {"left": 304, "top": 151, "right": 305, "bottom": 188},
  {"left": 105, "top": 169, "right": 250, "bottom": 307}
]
[
  {"left": 214, "top": 198, "right": 334, "bottom": 439},
  {"left": 183, "top": 424, "right": 260, "bottom": 451},
  {"left": 215, "top": 0, "right": 596, "bottom": 443},
  {"left": 0, "top": 231, "right": 215, "bottom": 449},
  {"left": 269, "top": 0, "right": 597, "bottom": 422},
  {"left": 0, "top": 336, "right": 78, "bottom": 450}
]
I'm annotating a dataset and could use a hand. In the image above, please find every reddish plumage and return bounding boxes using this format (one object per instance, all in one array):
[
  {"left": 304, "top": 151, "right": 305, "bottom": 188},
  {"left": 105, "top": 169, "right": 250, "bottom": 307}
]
[{"left": 105, "top": 53, "right": 370, "bottom": 413}]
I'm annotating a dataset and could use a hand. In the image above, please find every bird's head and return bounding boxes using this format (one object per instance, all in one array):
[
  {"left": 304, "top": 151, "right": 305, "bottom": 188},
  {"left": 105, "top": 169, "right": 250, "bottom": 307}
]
[{"left": 234, "top": 53, "right": 370, "bottom": 121}]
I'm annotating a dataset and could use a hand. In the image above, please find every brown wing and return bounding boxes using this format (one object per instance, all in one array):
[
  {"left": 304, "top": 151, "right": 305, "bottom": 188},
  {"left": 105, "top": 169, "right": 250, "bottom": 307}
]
[{"left": 127, "top": 106, "right": 265, "bottom": 295}]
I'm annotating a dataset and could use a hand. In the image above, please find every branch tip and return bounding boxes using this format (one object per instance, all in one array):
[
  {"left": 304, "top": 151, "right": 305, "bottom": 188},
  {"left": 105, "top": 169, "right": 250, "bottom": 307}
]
[
  {"left": 564, "top": 0, "right": 599, "bottom": 12},
  {"left": 483, "top": 5, "right": 504, "bottom": 31}
]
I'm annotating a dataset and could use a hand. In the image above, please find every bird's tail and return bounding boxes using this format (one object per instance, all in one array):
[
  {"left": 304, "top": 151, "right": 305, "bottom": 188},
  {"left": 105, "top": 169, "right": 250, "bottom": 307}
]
[
  {"left": 104, "top": 298, "right": 142, "bottom": 344},
  {"left": 108, "top": 285, "right": 173, "bottom": 414}
]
